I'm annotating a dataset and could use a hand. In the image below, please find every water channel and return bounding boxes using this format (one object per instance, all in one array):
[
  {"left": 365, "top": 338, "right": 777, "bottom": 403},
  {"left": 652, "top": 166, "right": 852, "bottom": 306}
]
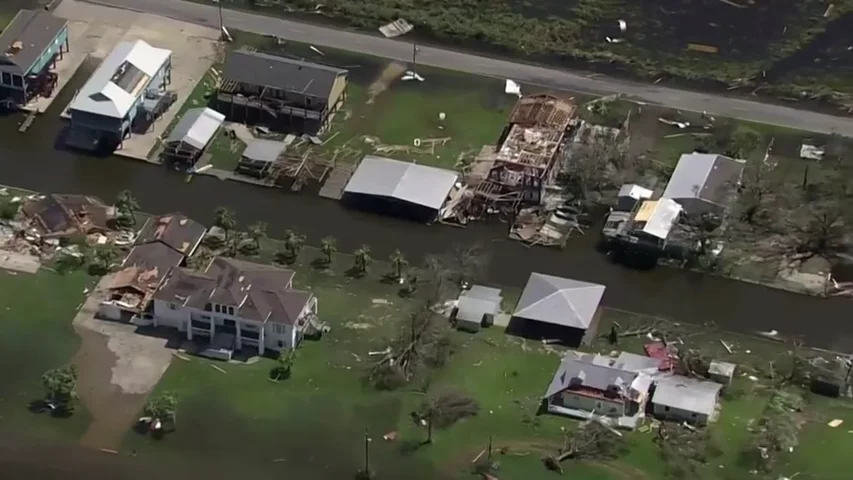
[{"left": 0, "top": 50, "right": 851, "bottom": 352}]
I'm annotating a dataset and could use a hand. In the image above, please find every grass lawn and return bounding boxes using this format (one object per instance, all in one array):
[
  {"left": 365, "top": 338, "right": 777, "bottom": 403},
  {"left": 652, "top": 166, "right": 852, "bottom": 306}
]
[
  {"left": 0, "top": 269, "right": 95, "bottom": 441},
  {"left": 206, "top": 130, "right": 246, "bottom": 170},
  {"left": 316, "top": 80, "right": 512, "bottom": 171},
  {"left": 777, "top": 395, "right": 853, "bottom": 479},
  {"left": 228, "top": 31, "right": 516, "bottom": 172},
  {"left": 118, "top": 238, "right": 853, "bottom": 479},
  {"left": 147, "top": 68, "right": 220, "bottom": 160}
]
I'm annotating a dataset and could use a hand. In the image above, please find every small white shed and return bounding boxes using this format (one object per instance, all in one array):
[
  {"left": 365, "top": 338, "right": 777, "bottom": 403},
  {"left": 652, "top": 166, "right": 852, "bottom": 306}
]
[
  {"left": 454, "top": 285, "right": 502, "bottom": 332},
  {"left": 651, "top": 376, "right": 722, "bottom": 425}
]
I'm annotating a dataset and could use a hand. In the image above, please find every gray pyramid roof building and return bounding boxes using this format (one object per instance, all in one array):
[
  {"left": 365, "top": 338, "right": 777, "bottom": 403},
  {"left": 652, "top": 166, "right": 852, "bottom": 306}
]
[{"left": 513, "top": 273, "right": 605, "bottom": 329}]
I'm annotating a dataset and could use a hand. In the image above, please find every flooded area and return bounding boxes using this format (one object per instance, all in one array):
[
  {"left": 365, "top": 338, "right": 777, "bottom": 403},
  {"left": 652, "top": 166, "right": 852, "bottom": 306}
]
[
  {"left": 0, "top": 32, "right": 851, "bottom": 351},
  {"left": 2, "top": 2, "right": 853, "bottom": 479}
]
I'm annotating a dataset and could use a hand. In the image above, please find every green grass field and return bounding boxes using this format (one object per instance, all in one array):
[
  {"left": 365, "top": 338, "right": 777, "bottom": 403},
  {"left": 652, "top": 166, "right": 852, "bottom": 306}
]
[
  {"left": 0, "top": 269, "right": 95, "bottom": 441},
  {"left": 114, "top": 234, "right": 853, "bottom": 479}
]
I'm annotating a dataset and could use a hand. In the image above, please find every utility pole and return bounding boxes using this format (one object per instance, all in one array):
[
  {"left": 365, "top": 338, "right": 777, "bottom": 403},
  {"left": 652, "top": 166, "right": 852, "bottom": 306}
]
[
  {"left": 411, "top": 43, "right": 418, "bottom": 75},
  {"left": 363, "top": 430, "right": 371, "bottom": 476},
  {"left": 213, "top": 0, "right": 224, "bottom": 39}
]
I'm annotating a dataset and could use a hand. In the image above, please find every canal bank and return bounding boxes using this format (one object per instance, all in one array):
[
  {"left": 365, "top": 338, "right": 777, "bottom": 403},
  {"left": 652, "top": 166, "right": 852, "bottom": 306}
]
[{"left": 1, "top": 55, "right": 852, "bottom": 351}]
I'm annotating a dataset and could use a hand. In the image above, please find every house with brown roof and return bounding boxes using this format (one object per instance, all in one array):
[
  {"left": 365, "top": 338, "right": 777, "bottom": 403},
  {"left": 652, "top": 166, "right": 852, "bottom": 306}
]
[
  {"left": 98, "top": 213, "right": 206, "bottom": 321},
  {"left": 135, "top": 213, "right": 206, "bottom": 257},
  {"left": 22, "top": 194, "right": 115, "bottom": 238},
  {"left": 99, "top": 242, "right": 185, "bottom": 319},
  {"left": 149, "top": 257, "right": 318, "bottom": 358}
]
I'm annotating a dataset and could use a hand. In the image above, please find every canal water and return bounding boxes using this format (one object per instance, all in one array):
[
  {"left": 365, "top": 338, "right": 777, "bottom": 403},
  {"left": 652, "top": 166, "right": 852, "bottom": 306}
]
[{"left": 0, "top": 35, "right": 851, "bottom": 351}]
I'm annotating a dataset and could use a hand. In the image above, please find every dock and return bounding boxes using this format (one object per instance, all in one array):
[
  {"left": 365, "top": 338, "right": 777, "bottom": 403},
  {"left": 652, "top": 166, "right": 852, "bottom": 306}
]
[
  {"left": 318, "top": 165, "right": 355, "bottom": 200},
  {"left": 18, "top": 112, "right": 37, "bottom": 133}
]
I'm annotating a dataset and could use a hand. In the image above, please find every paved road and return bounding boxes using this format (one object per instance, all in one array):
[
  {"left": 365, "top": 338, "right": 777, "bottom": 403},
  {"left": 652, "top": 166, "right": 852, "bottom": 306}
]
[{"left": 85, "top": 0, "right": 853, "bottom": 136}]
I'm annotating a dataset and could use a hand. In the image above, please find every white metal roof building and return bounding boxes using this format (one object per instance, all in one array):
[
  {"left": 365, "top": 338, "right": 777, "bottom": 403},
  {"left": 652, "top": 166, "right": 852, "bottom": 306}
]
[
  {"left": 662, "top": 153, "right": 744, "bottom": 215},
  {"left": 165, "top": 108, "right": 225, "bottom": 152},
  {"left": 651, "top": 375, "right": 722, "bottom": 425},
  {"left": 342, "top": 155, "right": 458, "bottom": 220},
  {"left": 70, "top": 40, "right": 172, "bottom": 122},
  {"left": 630, "top": 198, "right": 683, "bottom": 240}
]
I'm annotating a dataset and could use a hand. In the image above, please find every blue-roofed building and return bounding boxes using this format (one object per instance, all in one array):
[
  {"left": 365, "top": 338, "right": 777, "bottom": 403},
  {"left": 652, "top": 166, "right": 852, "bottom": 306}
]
[
  {"left": 0, "top": 10, "right": 69, "bottom": 108},
  {"left": 66, "top": 39, "right": 172, "bottom": 151}
]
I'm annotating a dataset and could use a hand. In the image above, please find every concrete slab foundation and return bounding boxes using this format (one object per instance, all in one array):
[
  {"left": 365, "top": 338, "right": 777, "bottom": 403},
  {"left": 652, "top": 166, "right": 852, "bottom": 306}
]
[{"left": 53, "top": 0, "right": 220, "bottom": 161}]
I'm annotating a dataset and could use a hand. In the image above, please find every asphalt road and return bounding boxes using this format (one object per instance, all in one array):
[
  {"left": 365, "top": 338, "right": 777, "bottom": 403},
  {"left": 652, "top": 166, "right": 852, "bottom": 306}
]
[{"left": 84, "top": 0, "right": 853, "bottom": 136}]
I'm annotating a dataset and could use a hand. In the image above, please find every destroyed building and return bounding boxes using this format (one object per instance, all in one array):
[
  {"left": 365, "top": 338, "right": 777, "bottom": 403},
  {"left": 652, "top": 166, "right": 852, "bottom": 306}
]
[
  {"left": 21, "top": 194, "right": 115, "bottom": 238},
  {"left": 468, "top": 94, "right": 576, "bottom": 210},
  {"left": 216, "top": 49, "right": 348, "bottom": 136}
]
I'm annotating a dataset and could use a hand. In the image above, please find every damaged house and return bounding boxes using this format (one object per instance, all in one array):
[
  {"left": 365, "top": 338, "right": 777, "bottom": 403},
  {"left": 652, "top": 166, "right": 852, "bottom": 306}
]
[
  {"left": 152, "top": 257, "right": 319, "bottom": 359},
  {"left": 467, "top": 94, "right": 576, "bottom": 211},
  {"left": 543, "top": 350, "right": 657, "bottom": 429},
  {"left": 98, "top": 213, "right": 206, "bottom": 320},
  {"left": 22, "top": 194, "right": 115, "bottom": 238},
  {"left": 602, "top": 198, "right": 684, "bottom": 252},
  {"left": 215, "top": 49, "right": 348, "bottom": 136}
]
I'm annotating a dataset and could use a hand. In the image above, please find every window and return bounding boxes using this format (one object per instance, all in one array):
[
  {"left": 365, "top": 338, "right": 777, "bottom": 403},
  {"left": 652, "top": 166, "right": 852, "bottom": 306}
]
[
  {"left": 1, "top": 72, "right": 11, "bottom": 85},
  {"left": 278, "top": 340, "right": 284, "bottom": 348},
  {"left": 12, "top": 75, "right": 23, "bottom": 88},
  {"left": 214, "top": 304, "right": 221, "bottom": 313},
  {"left": 305, "top": 97, "right": 312, "bottom": 106},
  {"left": 228, "top": 306, "right": 235, "bottom": 315},
  {"left": 168, "top": 303, "right": 178, "bottom": 310},
  {"left": 664, "top": 406, "right": 670, "bottom": 412}
]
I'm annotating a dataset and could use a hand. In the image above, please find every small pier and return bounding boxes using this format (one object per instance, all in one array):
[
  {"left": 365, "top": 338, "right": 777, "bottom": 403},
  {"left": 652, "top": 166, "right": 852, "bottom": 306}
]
[{"left": 18, "top": 112, "right": 37, "bottom": 133}]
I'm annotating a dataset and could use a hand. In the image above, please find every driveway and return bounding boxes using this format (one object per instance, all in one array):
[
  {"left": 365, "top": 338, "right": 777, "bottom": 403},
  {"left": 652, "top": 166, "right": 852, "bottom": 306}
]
[{"left": 72, "top": 275, "right": 174, "bottom": 449}]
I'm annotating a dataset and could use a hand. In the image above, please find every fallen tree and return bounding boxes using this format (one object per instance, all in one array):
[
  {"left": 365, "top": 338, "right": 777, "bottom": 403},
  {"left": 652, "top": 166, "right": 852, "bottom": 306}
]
[{"left": 543, "top": 420, "right": 627, "bottom": 473}]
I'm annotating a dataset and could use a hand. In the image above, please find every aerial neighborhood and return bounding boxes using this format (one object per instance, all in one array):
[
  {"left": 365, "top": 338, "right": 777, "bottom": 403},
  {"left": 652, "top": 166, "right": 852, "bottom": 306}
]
[{"left": 2, "top": 1, "right": 853, "bottom": 479}]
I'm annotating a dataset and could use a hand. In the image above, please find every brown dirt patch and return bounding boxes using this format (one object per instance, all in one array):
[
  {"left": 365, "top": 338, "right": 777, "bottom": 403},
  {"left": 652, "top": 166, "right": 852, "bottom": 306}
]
[{"left": 73, "top": 327, "right": 148, "bottom": 450}]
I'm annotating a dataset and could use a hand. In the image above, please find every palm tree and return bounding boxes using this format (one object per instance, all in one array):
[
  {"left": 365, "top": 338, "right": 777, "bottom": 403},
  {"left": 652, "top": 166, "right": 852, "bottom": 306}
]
[
  {"left": 389, "top": 249, "right": 407, "bottom": 280},
  {"left": 213, "top": 207, "right": 236, "bottom": 240},
  {"left": 284, "top": 229, "right": 307, "bottom": 260},
  {"left": 224, "top": 232, "right": 245, "bottom": 258},
  {"left": 247, "top": 221, "right": 267, "bottom": 249},
  {"left": 115, "top": 190, "right": 139, "bottom": 227},
  {"left": 143, "top": 391, "right": 179, "bottom": 430},
  {"left": 320, "top": 236, "right": 337, "bottom": 265},
  {"left": 353, "top": 245, "right": 372, "bottom": 274}
]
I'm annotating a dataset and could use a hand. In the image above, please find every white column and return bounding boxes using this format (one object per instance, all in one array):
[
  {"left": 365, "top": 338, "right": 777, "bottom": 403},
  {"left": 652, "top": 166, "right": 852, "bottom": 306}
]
[
  {"left": 258, "top": 326, "right": 265, "bottom": 356},
  {"left": 187, "top": 319, "right": 192, "bottom": 340},
  {"left": 235, "top": 320, "right": 242, "bottom": 350},
  {"left": 210, "top": 317, "right": 215, "bottom": 338}
]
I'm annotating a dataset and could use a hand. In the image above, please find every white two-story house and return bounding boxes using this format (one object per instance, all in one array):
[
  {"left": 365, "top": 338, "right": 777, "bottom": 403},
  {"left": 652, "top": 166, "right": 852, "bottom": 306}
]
[{"left": 151, "top": 257, "right": 318, "bottom": 356}]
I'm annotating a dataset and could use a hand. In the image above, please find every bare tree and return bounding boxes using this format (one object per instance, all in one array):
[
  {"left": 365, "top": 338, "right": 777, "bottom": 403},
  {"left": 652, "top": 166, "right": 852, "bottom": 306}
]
[
  {"left": 654, "top": 423, "right": 722, "bottom": 479},
  {"left": 543, "top": 420, "right": 627, "bottom": 473},
  {"left": 732, "top": 159, "right": 785, "bottom": 227},
  {"left": 369, "top": 250, "right": 474, "bottom": 389},
  {"left": 562, "top": 128, "right": 636, "bottom": 203},
  {"left": 786, "top": 169, "right": 853, "bottom": 257}
]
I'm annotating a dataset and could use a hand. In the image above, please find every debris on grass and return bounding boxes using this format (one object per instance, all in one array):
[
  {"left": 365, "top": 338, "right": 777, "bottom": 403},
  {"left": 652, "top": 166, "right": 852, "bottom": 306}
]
[{"left": 828, "top": 419, "right": 844, "bottom": 428}]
